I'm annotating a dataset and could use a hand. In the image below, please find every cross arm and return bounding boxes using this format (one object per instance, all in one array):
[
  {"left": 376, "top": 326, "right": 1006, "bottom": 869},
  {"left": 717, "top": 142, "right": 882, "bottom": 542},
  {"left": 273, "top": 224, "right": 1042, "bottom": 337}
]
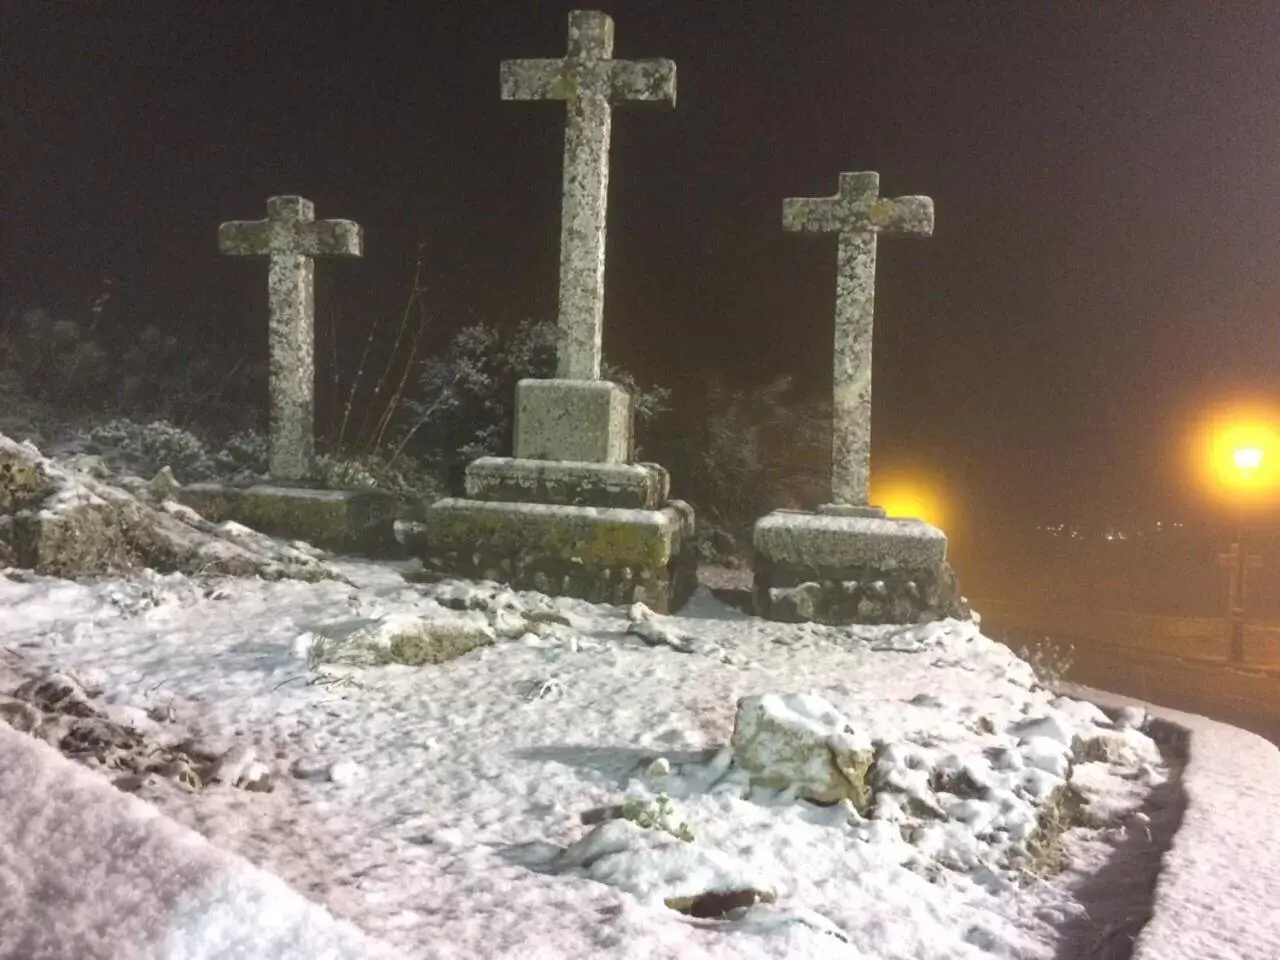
[
  {"left": 218, "top": 220, "right": 272, "bottom": 256},
  {"left": 606, "top": 59, "right": 676, "bottom": 106},
  {"left": 869, "top": 195, "right": 934, "bottom": 237},
  {"left": 217, "top": 219, "right": 361, "bottom": 257},
  {"left": 295, "top": 219, "right": 363, "bottom": 257},
  {"left": 782, "top": 194, "right": 935, "bottom": 236},
  {"left": 501, "top": 59, "right": 573, "bottom": 100}
]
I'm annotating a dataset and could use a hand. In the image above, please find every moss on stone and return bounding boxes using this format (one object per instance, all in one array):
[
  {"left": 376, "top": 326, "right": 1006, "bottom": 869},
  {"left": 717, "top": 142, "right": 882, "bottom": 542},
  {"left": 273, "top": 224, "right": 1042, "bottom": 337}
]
[
  {"left": 0, "top": 446, "right": 54, "bottom": 514},
  {"left": 545, "top": 517, "right": 671, "bottom": 571},
  {"left": 177, "top": 484, "right": 399, "bottom": 555}
]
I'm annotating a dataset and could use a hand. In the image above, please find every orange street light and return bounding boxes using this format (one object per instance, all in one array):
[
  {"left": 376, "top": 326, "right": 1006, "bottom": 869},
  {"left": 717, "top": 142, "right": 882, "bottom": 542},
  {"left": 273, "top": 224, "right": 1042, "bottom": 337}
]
[
  {"left": 1234, "top": 446, "right": 1264, "bottom": 473},
  {"left": 1186, "top": 399, "right": 1280, "bottom": 510},
  {"left": 1188, "top": 405, "right": 1280, "bottom": 662}
]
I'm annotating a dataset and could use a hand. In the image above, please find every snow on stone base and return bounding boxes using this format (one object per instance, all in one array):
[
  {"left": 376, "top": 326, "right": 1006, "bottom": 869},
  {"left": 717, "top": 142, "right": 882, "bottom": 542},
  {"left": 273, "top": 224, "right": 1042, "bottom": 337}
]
[{"left": 0, "top": 724, "right": 402, "bottom": 960}]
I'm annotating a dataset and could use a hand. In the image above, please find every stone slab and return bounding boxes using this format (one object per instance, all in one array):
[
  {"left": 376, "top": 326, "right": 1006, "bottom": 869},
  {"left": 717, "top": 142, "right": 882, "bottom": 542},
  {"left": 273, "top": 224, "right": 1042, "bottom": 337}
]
[
  {"left": 177, "top": 482, "right": 401, "bottom": 557},
  {"left": 418, "top": 497, "right": 696, "bottom": 611},
  {"left": 751, "top": 509, "right": 963, "bottom": 625},
  {"left": 753, "top": 509, "right": 947, "bottom": 569},
  {"left": 464, "top": 456, "right": 669, "bottom": 509},
  {"left": 514, "top": 378, "right": 632, "bottom": 463}
]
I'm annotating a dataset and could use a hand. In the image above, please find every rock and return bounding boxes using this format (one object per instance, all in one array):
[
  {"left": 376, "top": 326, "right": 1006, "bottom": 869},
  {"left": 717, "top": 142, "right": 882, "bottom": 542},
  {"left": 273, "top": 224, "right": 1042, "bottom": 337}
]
[
  {"left": 0, "top": 695, "right": 42, "bottom": 733},
  {"left": 0, "top": 436, "right": 54, "bottom": 513},
  {"left": 208, "top": 743, "right": 257, "bottom": 786},
  {"left": 1114, "top": 704, "right": 1148, "bottom": 731},
  {"left": 382, "top": 620, "right": 495, "bottom": 666},
  {"left": 66, "top": 454, "right": 112, "bottom": 479},
  {"left": 626, "top": 603, "right": 694, "bottom": 653},
  {"left": 1072, "top": 728, "right": 1160, "bottom": 767},
  {"left": 148, "top": 465, "right": 181, "bottom": 501},
  {"left": 1, "top": 668, "right": 274, "bottom": 797},
  {"left": 644, "top": 756, "right": 672, "bottom": 780},
  {"left": 1018, "top": 737, "right": 1071, "bottom": 778},
  {"left": 327, "top": 759, "right": 364, "bottom": 785},
  {"left": 13, "top": 672, "right": 98, "bottom": 718},
  {"left": 730, "top": 692, "right": 874, "bottom": 810},
  {"left": 552, "top": 818, "right": 779, "bottom": 916},
  {"left": 1012, "top": 714, "right": 1074, "bottom": 746},
  {"left": 0, "top": 433, "right": 343, "bottom": 582}
]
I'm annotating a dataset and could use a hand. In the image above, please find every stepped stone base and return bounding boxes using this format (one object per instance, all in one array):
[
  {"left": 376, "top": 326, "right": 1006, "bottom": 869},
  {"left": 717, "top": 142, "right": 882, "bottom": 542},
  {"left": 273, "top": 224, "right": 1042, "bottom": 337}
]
[
  {"left": 177, "top": 482, "right": 402, "bottom": 556},
  {"left": 752, "top": 509, "right": 970, "bottom": 625},
  {"left": 465, "top": 457, "right": 668, "bottom": 509},
  {"left": 419, "top": 497, "right": 697, "bottom": 611}
]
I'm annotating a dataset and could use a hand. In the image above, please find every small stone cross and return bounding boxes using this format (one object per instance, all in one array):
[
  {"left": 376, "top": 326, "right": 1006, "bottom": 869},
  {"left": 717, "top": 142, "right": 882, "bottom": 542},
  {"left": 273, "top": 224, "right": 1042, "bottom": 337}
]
[
  {"left": 784, "top": 172, "right": 933, "bottom": 508},
  {"left": 501, "top": 10, "right": 676, "bottom": 380},
  {"left": 219, "top": 196, "right": 362, "bottom": 481}
]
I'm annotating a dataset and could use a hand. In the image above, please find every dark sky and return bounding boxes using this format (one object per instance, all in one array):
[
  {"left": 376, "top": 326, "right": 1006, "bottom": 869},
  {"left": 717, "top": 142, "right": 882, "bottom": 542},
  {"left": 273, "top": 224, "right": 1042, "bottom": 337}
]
[{"left": 6, "top": 1, "right": 1280, "bottom": 529}]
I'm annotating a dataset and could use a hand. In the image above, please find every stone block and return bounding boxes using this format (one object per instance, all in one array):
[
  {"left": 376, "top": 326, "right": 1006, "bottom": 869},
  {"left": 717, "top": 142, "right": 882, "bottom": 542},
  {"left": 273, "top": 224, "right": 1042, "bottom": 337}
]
[
  {"left": 754, "top": 510, "right": 947, "bottom": 568},
  {"left": 464, "top": 456, "right": 669, "bottom": 509},
  {"left": 418, "top": 497, "right": 697, "bottom": 612},
  {"left": 752, "top": 509, "right": 967, "bottom": 625},
  {"left": 177, "top": 483, "right": 401, "bottom": 556},
  {"left": 514, "top": 378, "right": 632, "bottom": 463}
]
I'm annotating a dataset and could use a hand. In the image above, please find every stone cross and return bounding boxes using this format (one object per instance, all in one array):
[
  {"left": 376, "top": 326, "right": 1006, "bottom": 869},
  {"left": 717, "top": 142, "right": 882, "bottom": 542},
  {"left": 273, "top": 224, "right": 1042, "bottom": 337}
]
[
  {"left": 501, "top": 10, "right": 676, "bottom": 380},
  {"left": 784, "top": 172, "right": 933, "bottom": 508},
  {"left": 219, "top": 196, "right": 362, "bottom": 481}
]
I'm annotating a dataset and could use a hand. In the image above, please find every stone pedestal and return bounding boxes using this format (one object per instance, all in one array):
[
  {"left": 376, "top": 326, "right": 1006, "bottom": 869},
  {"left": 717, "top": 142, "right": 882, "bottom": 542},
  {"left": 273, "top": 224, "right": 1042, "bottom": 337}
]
[
  {"left": 751, "top": 509, "right": 970, "bottom": 625},
  {"left": 418, "top": 457, "right": 696, "bottom": 611},
  {"left": 176, "top": 482, "right": 402, "bottom": 557},
  {"left": 514, "top": 379, "right": 634, "bottom": 462}
]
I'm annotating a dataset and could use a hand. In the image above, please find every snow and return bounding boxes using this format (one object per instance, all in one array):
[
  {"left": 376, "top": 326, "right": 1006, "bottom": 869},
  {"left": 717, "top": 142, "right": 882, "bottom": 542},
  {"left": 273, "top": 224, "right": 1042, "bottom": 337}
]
[
  {"left": 0, "top": 550, "right": 1277, "bottom": 958},
  {"left": 429, "top": 497, "right": 675, "bottom": 525},
  {"left": 0, "top": 720, "right": 402, "bottom": 960},
  {"left": 754, "top": 511, "right": 946, "bottom": 539},
  {"left": 1062, "top": 684, "right": 1280, "bottom": 960}
]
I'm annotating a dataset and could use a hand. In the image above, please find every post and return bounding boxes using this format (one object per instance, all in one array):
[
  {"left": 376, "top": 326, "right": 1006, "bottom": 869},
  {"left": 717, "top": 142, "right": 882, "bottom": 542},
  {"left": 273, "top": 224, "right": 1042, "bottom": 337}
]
[
  {"left": 1217, "top": 529, "right": 1262, "bottom": 662},
  {"left": 782, "top": 172, "right": 933, "bottom": 508}
]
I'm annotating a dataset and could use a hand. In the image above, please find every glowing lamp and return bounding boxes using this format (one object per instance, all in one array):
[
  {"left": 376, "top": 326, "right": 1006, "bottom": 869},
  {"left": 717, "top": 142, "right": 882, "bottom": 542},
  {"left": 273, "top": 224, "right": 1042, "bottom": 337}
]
[
  {"left": 1234, "top": 446, "right": 1264, "bottom": 472},
  {"left": 1186, "top": 398, "right": 1280, "bottom": 510}
]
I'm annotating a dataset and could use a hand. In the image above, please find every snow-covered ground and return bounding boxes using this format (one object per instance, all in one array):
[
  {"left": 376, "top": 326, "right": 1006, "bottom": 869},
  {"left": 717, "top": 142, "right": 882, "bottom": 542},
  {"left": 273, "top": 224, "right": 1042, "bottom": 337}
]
[
  {"left": 0, "top": 543, "right": 1229, "bottom": 960},
  {"left": 1060, "top": 684, "right": 1280, "bottom": 960}
]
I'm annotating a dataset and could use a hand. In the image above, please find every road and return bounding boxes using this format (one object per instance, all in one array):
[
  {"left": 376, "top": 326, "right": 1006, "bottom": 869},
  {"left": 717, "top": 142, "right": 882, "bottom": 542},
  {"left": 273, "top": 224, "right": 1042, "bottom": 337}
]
[{"left": 985, "top": 624, "right": 1280, "bottom": 744}]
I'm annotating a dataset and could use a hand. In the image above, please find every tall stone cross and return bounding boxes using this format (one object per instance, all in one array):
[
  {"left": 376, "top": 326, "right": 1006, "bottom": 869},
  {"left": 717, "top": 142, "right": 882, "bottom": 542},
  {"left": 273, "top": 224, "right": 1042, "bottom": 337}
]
[
  {"left": 784, "top": 172, "right": 934, "bottom": 509},
  {"left": 501, "top": 10, "right": 676, "bottom": 380},
  {"left": 219, "top": 196, "right": 362, "bottom": 481}
]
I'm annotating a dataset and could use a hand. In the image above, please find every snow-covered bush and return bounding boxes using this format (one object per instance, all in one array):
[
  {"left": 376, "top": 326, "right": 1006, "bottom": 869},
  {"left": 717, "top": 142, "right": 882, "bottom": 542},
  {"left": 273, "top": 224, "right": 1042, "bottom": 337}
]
[
  {"left": 212, "top": 430, "right": 270, "bottom": 477},
  {"left": 3, "top": 306, "right": 261, "bottom": 430},
  {"left": 1016, "top": 638, "right": 1076, "bottom": 688},
  {"left": 88, "top": 419, "right": 218, "bottom": 482},
  {"left": 667, "top": 376, "right": 829, "bottom": 565},
  {"left": 395, "top": 319, "right": 669, "bottom": 476}
]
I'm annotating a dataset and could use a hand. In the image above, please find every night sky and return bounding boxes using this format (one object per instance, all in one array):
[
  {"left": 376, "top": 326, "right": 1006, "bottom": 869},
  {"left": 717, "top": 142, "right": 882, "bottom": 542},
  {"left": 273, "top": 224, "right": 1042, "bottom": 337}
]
[{"left": 7, "top": 1, "right": 1280, "bottom": 531}]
